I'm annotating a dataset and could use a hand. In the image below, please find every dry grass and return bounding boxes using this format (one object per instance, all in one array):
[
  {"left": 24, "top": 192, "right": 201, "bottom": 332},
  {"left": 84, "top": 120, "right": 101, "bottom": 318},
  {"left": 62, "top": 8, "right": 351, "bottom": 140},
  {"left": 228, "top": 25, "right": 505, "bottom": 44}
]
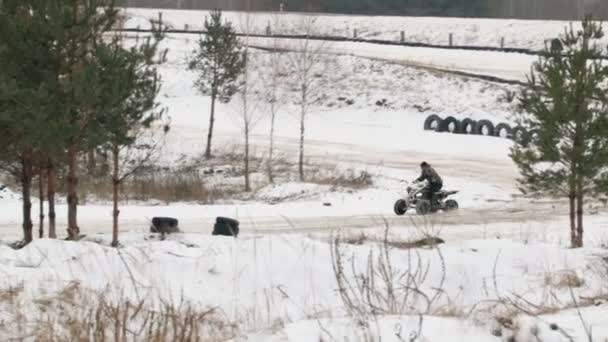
[
  {"left": 78, "top": 170, "right": 239, "bottom": 204},
  {"left": 339, "top": 232, "right": 445, "bottom": 250},
  {"left": 0, "top": 282, "right": 235, "bottom": 342},
  {"left": 331, "top": 224, "right": 447, "bottom": 319},
  {"left": 308, "top": 169, "right": 373, "bottom": 190},
  {"left": 544, "top": 270, "right": 586, "bottom": 289},
  {"left": 75, "top": 150, "right": 374, "bottom": 204}
]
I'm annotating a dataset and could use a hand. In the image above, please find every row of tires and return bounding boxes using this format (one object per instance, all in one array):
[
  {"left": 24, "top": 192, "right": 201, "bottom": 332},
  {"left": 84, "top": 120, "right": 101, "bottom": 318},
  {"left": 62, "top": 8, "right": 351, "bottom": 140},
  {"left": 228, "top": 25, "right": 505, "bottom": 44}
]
[{"left": 423, "top": 115, "right": 538, "bottom": 146}]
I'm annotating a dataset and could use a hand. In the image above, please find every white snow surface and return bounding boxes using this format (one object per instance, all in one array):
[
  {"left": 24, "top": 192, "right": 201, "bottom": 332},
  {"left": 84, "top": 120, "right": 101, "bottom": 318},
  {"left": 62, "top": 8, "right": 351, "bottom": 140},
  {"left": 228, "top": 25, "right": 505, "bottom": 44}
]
[
  {"left": 123, "top": 8, "right": 608, "bottom": 51},
  {"left": 0, "top": 184, "right": 18, "bottom": 201},
  {"left": 0, "top": 221, "right": 607, "bottom": 341}
]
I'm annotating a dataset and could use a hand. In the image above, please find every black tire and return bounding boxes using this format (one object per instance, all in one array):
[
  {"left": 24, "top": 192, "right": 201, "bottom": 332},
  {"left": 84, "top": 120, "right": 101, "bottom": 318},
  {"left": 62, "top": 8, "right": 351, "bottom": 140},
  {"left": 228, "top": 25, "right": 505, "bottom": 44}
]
[
  {"left": 394, "top": 199, "right": 407, "bottom": 216},
  {"left": 474, "top": 120, "right": 495, "bottom": 136},
  {"left": 436, "top": 116, "right": 463, "bottom": 133},
  {"left": 494, "top": 123, "right": 512, "bottom": 139},
  {"left": 461, "top": 118, "right": 478, "bottom": 135},
  {"left": 511, "top": 126, "right": 529, "bottom": 145},
  {"left": 151, "top": 217, "right": 179, "bottom": 234},
  {"left": 213, "top": 217, "right": 240, "bottom": 237},
  {"left": 423, "top": 115, "right": 442, "bottom": 131},
  {"left": 415, "top": 200, "right": 432, "bottom": 215},
  {"left": 445, "top": 199, "right": 459, "bottom": 211}
]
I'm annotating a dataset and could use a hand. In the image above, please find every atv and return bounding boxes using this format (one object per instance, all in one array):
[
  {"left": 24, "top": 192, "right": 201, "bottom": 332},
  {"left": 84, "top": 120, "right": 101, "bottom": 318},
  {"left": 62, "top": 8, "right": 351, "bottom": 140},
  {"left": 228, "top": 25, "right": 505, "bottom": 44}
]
[{"left": 393, "top": 181, "right": 459, "bottom": 216}]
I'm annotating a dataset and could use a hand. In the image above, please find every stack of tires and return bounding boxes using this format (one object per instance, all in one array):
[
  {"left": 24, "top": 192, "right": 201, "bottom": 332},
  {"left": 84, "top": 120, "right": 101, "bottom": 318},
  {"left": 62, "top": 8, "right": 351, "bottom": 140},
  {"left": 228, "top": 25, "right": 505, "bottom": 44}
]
[{"left": 423, "top": 114, "right": 538, "bottom": 146}]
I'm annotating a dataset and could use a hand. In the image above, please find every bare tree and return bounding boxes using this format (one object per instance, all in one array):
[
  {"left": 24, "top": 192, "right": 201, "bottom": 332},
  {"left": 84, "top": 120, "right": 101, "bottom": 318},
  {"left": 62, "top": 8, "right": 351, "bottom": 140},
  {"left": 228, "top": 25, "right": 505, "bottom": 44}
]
[
  {"left": 259, "top": 15, "right": 288, "bottom": 184},
  {"left": 232, "top": 7, "right": 265, "bottom": 192},
  {"left": 287, "top": 16, "right": 329, "bottom": 181}
]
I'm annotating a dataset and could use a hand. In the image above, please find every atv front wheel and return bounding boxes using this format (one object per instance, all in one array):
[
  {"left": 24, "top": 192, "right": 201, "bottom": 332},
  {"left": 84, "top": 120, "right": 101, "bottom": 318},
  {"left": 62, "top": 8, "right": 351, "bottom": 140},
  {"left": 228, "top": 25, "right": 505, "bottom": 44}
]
[
  {"left": 394, "top": 199, "right": 408, "bottom": 216},
  {"left": 445, "top": 199, "right": 459, "bottom": 211},
  {"left": 415, "top": 200, "right": 432, "bottom": 215}
]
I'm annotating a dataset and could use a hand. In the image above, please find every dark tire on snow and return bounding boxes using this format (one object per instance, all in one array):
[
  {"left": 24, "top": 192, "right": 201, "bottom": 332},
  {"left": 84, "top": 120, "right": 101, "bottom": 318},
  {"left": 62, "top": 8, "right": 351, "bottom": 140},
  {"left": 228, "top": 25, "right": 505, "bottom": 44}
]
[
  {"left": 394, "top": 199, "right": 407, "bottom": 216},
  {"left": 445, "top": 199, "right": 459, "bottom": 211},
  {"left": 474, "top": 120, "right": 495, "bottom": 136},
  {"left": 416, "top": 200, "right": 432, "bottom": 215},
  {"left": 511, "top": 126, "right": 529, "bottom": 145},
  {"left": 494, "top": 123, "right": 512, "bottom": 139},
  {"left": 151, "top": 217, "right": 180, "bottom": 234},
  {"left": 437, "top": 116, "right": 463, "bottom": 133},
  {"left": 213, "top": 217, "right": 240, "bottom": 237},
  {"left": 461, "top": 118, "right": 478, "bottom": 135},
  {"left": 423, "top": 115, "right": 442, "bottom": 131}
]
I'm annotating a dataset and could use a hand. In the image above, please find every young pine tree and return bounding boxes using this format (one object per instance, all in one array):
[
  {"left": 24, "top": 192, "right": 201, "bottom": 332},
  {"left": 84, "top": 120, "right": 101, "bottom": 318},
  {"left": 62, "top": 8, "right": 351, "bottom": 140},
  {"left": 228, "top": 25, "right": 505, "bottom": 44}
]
[
  {"left": 190, "top": 10, "right": 245, "bottom": 159},
  {"left": 0, "top": 0, "right": 63, "bottom": 245},
  {"left": 511, "top": 18, "right": 608, "bottom": 248},
  {"left": 94, "top": 31, "right": 167, "bottom": 247}
]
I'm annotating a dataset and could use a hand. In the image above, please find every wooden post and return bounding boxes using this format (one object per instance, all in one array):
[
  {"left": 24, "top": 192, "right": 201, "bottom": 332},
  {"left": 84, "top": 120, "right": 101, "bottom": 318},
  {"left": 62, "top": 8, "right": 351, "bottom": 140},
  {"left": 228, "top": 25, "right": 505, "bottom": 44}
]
[
  {"left": 158, "top": 11, "right": 163, "bottom": 25},
  {"left": 500, "top": 37, "right": 505, "bottom": 49},
  {"left": 353, "top": 28, "right": 357, "bottom": 39},
  {"left": 266, "top": 24, "right": 271, "bottom": 36},
  {"left": 400, "top": 31, "right": 405, "bottom": 43},
  {"left": 449, "top": 33, "right": 453, "bottom": 47}
]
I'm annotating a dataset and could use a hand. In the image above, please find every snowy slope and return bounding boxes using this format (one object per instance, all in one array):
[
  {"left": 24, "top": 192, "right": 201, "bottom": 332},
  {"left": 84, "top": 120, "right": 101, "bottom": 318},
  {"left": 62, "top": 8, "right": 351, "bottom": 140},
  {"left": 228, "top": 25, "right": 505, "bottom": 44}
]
[
  {"left": 124, "top": 8, "right": 607, "bottom": 51},
  {"left": 0, "top": 224, "right": 606, "bottom": 341}
]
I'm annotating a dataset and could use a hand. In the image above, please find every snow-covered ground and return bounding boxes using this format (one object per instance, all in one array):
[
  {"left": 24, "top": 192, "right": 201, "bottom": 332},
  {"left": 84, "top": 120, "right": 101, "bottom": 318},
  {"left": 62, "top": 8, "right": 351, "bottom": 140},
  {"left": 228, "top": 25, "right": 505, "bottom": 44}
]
[
  {"left": 0, "top": 220, "right": 607, "bottom": 341},
  {"left": 2, "top": 13, "right": 608, "bottom": 341},
  {"left": 124, "top": 8, "right": 604, "bottom": 51}
]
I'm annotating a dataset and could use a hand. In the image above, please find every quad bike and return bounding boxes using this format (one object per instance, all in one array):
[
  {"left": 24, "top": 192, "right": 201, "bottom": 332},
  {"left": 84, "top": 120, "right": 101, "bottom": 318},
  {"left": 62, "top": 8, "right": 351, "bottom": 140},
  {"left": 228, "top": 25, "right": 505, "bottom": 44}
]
[{"left": 393, "top": 181, "right": 459, "bottom": 216}]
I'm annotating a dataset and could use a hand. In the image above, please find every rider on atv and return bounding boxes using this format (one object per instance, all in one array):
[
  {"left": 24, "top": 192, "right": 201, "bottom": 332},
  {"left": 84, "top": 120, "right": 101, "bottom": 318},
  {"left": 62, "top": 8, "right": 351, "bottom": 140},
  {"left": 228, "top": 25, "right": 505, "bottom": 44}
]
[{"left": 415, "top": 162, "right": 443, "bottom": 208}]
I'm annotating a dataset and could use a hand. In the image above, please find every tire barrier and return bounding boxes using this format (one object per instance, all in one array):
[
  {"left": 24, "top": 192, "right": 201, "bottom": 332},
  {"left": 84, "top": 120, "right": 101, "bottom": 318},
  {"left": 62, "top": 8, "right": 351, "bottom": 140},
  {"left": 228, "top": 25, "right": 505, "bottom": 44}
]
[
  {"left": 494, "top": 123, "right": 512, "bottom": 138},
  {"left": 422, "top": 114, "right": 537, "bottom": 144},
  {"left": 474, "top": 120, "right": 495, "bottom": 136},
  {"left": 423, "top": 114, "right": 443, "bottom": 131},
  {"left": 511, "top": 126, "right": 529, "bottom": 145},
  {"left": 436, "top": 116, "right": 463, "bottom": 133},
  {"left": 460, "top": 118, "right": 478, "bottom": 135}
]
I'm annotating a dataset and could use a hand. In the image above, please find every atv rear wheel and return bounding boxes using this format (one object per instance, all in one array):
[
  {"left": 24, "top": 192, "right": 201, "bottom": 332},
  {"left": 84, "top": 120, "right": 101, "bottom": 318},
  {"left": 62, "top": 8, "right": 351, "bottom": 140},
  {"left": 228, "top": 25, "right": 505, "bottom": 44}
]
[
  {"left": 394, "top": 199, "right": 408, "bottom": 216},
  {"left": 445, "top": 199, "right": 459, "bottom": 211},
  {"left": 415, "top": 200, "right": 432, "bottom": 215}
]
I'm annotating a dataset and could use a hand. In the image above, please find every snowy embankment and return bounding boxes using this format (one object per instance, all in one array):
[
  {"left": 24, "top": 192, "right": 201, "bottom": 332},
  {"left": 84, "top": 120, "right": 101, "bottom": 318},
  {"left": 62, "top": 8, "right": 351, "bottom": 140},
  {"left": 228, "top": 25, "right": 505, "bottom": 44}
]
[
  {"left": 0, "top": 222, "right": 607, "bottom": 341},
  {"left": 124, "top": 8, "right": 605, "bottom": 51},
  {"left": 125, "top": 9, "right": 539, "bottom": 83}
]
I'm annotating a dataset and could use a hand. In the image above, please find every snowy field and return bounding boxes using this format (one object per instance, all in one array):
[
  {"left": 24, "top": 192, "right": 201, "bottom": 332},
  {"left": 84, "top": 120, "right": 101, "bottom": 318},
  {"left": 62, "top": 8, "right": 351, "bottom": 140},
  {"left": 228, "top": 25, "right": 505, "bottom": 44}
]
[
  {"left": 124, "top": 8, "right": 608, "bottom": 51},
  {"left": 1, "top": 11, "right": 608, "bottom": 341}
]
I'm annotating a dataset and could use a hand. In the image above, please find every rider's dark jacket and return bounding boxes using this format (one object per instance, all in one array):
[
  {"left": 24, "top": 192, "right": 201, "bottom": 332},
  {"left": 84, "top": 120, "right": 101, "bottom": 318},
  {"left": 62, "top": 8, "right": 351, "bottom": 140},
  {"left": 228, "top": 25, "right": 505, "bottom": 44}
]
[{"left": 416, "top": 166, "right": 443, "bottom": 186}]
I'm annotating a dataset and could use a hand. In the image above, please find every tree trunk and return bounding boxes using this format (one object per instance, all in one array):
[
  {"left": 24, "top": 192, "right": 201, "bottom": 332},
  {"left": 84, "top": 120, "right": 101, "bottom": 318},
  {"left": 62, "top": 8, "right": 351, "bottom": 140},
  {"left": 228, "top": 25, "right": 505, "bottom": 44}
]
[
  {"left": 47, "top": 159, "right": 57, "bottom": 239},
  {"left": 38, "top": 167, "right": 45, "bottom": 239},
  {"left": 21, "top": 149, "right": 34, "bottom": 244},
  {"left": 267, "top": 107, "right": 276, "bottom": 184},
  {"left": 111, "top": 144, "right": 120, "bottom": 248},
  {"left": 245, "top": 122, "right": 251, "bottom": 192},
  {"left": 67, "top": 143, "right": 80, "bottom": 240},
  {"left": 299, "top": 89, "right": 307, "bottom": 182},
  {"left": 205, "top": 90, "right": 217, "bottom": 160},
  {"left": 576, "top": 182, "right": 584, "bottom": 248},
  {"left": 87, "top": 149, "right": 96, "bottom": 175},
  {"left": 569, "top": 192, "right": 576, "bottom": 248}
]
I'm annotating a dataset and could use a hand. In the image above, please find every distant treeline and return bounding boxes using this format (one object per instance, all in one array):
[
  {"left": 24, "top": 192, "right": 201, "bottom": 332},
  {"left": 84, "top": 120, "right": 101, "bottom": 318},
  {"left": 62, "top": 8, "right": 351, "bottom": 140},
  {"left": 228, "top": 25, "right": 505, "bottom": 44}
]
[{"left": 118, "top": 0, "right": 608, "bottom": 20}]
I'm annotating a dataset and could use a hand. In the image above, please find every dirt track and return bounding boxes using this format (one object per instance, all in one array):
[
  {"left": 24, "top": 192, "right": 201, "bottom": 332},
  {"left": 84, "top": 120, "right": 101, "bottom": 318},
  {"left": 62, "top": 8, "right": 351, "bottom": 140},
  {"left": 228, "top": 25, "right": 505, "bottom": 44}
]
[{"left": 0, "top": 131, "right": 565, "bottom": 242}]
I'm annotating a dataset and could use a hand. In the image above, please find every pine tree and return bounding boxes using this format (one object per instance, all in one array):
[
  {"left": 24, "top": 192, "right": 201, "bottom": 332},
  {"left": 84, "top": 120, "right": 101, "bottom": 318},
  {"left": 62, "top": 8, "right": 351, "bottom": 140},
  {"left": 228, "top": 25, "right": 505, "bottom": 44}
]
[
  {"left": 93, "top": 30, "right": 167, "bottom": 247},
  {"left": 190, "top": 10, "right": 245, "bottom": 159},
  {"left": 52, "top": 0, "right": 121, "bottom": 240},
  {"left": 0, "top": 0, "right": 62, "bottom": 245},
  {"left": 511, "top": 18, "right": 608, "bottom": 248}
]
